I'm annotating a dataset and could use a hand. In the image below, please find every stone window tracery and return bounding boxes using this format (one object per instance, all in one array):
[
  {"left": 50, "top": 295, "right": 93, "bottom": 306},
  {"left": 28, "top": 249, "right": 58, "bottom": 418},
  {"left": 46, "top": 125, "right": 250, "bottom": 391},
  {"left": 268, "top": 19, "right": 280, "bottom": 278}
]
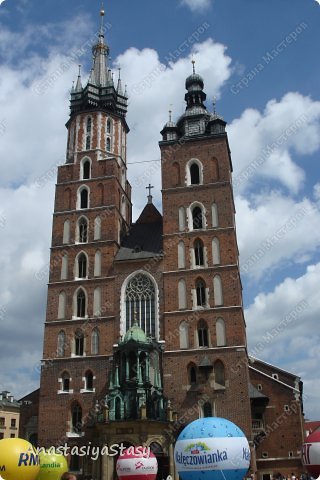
[{"left": 125, "top": 274, "right": 156, "bottom": 337}]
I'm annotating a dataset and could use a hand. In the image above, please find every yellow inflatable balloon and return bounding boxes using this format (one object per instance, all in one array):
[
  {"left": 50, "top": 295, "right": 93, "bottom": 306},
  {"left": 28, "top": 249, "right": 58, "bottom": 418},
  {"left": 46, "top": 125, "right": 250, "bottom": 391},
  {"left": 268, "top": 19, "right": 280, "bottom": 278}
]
[
  {"left": 37, "top": 450, "right": 68, "bottom": 480},
  {"left": 0, "top": 437, "right": 40, "bottom": 480}
]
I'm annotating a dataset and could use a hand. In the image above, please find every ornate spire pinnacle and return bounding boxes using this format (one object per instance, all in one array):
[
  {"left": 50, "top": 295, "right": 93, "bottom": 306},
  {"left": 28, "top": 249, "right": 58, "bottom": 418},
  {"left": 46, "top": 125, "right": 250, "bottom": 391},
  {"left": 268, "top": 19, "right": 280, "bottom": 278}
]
[
  {"left": 100, "top": 1, "right": 105, "bottom": 34},
  {"left": 169, "top": 108, "right": 172, "bottom": 122},
  {"left": 88, "top": 66, "right": 96, "bottom": 86},
  {"left": 117, "top": 68, "right": 123, "bottom": 95},
  {"left": 146, "top": 184, "right": 154, "bottom": 204},
  {"left": 91, "top": 4, "right": 109, "bottom": 87},
  {"left": 213, "top": 96, "right": 217, "bottom": 115},
  {"left": 192, "top": 57, "right": 196, "bottom": 74},
  {"left": 75, "top": 65, "right": 83, "bottom": 92}
]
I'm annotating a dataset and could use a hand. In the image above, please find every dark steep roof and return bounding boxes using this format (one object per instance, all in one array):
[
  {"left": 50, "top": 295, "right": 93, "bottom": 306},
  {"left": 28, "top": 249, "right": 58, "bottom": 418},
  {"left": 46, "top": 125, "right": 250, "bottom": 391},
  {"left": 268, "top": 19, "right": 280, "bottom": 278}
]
[{"left": 115, "top": 202, "right": 163, "bottom": 262}]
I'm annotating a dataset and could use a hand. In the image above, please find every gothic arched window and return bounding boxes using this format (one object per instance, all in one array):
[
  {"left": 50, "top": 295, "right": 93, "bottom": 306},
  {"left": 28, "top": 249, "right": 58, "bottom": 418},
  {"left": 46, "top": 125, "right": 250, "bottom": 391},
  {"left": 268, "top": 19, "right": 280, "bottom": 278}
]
[
  {"left": 189, "top": 364, "right": 197, "bottom": 384},
  {"left": 216, "top": 318, "right": 226, "bottom": 347},
  {"left": 57, "top": 330, "right": 66, "bottom": 357},
  {"left": 85, "top": 371, "right": 94, "bottom": 390},
  {"left": 197, "top": 319, "right": 209, "bottom": 347},
  {"left": 63, "top": 220, "right": 70, "bottom": 244},
  {"left": 179, "top": 321, "right": 189, "bottom": 349},
  {"left": 94, "top": 216, "right": 101, "bottom": 240},
  {"left": 107, "top": 118, "right": 112, "bottom": 134},
  {"left": 194, "top": 239, "right": 204, "bottom": 266},
  {"left": 178, "top": 279, "right": 187, "bottom": 310},
  {"left": 192, "top": 205, "right": 204, "bottom": 230},
  {"left": 178, "top": 241, "right": 186, "bottom": 269},
  {"left": 80, "top": 188, "right": 89, "bottom": 209},
  {"left": 213, "top": 275, "right": 223, "bottom": 306},
  {"left": 76, "top": 290, "right": 86, "bottom": 318},
  {"left": 71, "top": 402, "right": 82, "bottom": 433},
  {"left": 91, "top": 328, "right": 100, "bottom": 355},
  {"left": 106, "top": 137, "right": 111, "bottom": 152},
  {"left": 214, "top": 360, "right": 225, "bottom": 386},
  {"left": 77, "top": 253, "right": 87, "bottom": 278},
  {"left": 125, "top": 273, "right": 156, "bottom": 337},
  {"left": 196, "top": 279, "right": 206, "bottom": 307},
  {"left": 212, "top": 237, "right": 220, "bottom": 265},
  {"left": 75, "top": 329, "right": 84, "bottom": 356},
  {"left": 203, "top": 402, "right": 213, "bottom": 417},
  {"left": 78, "top": 217, "right": 88, "bottom": 243},
  {"left": 62, "top": 371, "right": 70, "bottom": 392},
  {"left": 82, "top": 160, "right": 91, "bottom": 180},
  {"left": 58, "top": 292, "right": 66, "bottom": 320},
  {"left": 190, "top": 163, "right": 200, "bottom": 184}
]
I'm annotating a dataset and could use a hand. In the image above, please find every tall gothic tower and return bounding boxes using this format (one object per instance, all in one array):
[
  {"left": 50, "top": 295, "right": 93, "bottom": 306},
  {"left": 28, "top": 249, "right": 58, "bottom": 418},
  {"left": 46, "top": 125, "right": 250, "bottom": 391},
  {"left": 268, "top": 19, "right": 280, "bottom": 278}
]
[
  {"left": 38, "top": 8, "right": 131, "bottom": 449},
  {"left": 159, "top": 65, "right": 253, "bottom": 438}
]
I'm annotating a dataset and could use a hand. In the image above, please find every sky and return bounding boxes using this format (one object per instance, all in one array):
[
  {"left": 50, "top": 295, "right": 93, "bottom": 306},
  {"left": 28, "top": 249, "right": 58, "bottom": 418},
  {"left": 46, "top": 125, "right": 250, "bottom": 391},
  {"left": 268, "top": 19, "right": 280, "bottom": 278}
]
[{"left": 0, "top": 0, "right": 320, "bottom": 423}]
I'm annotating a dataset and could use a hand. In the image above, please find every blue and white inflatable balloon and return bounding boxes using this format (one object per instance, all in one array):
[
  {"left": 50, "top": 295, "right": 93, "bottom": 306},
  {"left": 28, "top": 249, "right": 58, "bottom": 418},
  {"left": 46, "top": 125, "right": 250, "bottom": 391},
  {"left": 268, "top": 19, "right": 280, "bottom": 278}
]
[{"left": 174, "top": 417, "right": 250, "bottom": 480}]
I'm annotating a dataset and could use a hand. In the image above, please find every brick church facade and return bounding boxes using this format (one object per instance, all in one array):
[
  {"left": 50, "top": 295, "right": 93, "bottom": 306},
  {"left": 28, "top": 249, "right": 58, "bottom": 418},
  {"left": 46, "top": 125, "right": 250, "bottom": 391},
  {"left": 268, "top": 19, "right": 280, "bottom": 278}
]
[{"left": 36, "top": 7, "right": 305, "bottom": 480}]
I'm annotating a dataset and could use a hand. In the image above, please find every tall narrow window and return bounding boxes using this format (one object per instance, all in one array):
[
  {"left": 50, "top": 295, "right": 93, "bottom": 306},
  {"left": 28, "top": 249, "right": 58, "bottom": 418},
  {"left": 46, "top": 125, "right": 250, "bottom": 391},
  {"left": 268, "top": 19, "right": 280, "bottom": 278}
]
[
  {"left": 77, "top": 253, "right": 87, "bottom": 278},
  {"left": 62, "top": 371, "right": 70, "bottom": 392},
  {"left": 76, "top": 290, "right": 86, "bottom": 318},
  {"left": 94, "top": 216, "right": 101, "bottom": 240},
  {"left": 190, "top": 163, "right": 200, "bottom": 184},
  {"left": 194, "top": 239, "right": 204, "bottom": 266},
  {"left": 213, "top": 275, "right": 223, "bottom": 306},
  {"left": 197, "top": 319, "right": 209, "bottom": 347},
  {"left": 93, "top": 287, "right": 101, "bottom": 316},
  {"left": 75, "top": 330, "right": 84, "bottom": 356},
  {"left": 214, "top": 360, "right": 225, "bottom": 386},
  {"left": 179, "top": 321, "right": 189, "bottom": 349},
  {"left": 125, "top": 273, "right": 156, "bottom": 337},
  {"left": 196, "top": 279, "right": 206, "bottom": 307},
  {"left": 78, "top": 218, "right": 88, "bottom": 243},
  {"left": 106, "top": 137, "right": 111, "bottom": 152},
  {"left": 212, "top": 237, "right": 220, "bottom": 265},
  {"left": 178, "top": 241, "right": 186, "bottom": 269},
  {"left": 192, "top": 206, "right": 203, "bottom": 230},
  {"left": 189, "top": 364, "right": 197, "bottom": 384},
  {"left": 172, "top": 162, "right": 180, "bottom": 186},
  {"left": 80, "top": 188, "right": 89, "bottom": 209},
  {"left": 71, "top": 403, "right": 82, "bottom": 433},
  {"left": 203, "top": 402, "right": 213, "bottom": 417},
  {"left": 107, "top": 118, "right": 112, "bottom": 134},
  {"left": 212, "top": 203, "right": 218, "bottom": 227},
  {"left": 216, "top": 318, "right": 226, "bottom": 347},
  {"left": 178, "top": 279, "right": 187, "bottom": 310},
  {"left": 82, "top": 160, "right": 91, "bottom": 180},
  {"left": 94, "top": 250, "right": 102, "bottom": 277},
  {"left": 85, "top": 371, "right": 94, "bottom": 390},
  {"left": 63, "top": 220, "right": 70, "bottom": 244},
  {"left": 91, "top": 328, "right": 100, "bottom": 355},
  {"left": 57, "top": 330, "right": 66, "bottom": 357},
  {"left": 179, "top": 207, "right": 186, "bottom": 231},
  {"left": 86, "top": 117, "right": 92, "bottom": 150},
  {"left": 58, "top": 292, "right": 66, "bottom": 320},
  {"left": 61, "top": 254, "right": 68, "bottom": 280}
]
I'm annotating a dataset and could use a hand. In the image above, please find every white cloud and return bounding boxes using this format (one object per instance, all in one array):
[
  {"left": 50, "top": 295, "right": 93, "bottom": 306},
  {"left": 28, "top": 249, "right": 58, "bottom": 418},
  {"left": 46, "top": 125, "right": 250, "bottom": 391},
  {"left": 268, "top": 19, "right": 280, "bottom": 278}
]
[
  {"left": 245, "top": 262, "right": 320, "bottom": 419},
  {"left": 229, "top": 93, "right": 320, "bottom": 194},
  {"left": 235, "top": 192, "right": 320, "bottom": 280},
  {"left": 180, "top": 0, "right": 212, "bottom": 12}
]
